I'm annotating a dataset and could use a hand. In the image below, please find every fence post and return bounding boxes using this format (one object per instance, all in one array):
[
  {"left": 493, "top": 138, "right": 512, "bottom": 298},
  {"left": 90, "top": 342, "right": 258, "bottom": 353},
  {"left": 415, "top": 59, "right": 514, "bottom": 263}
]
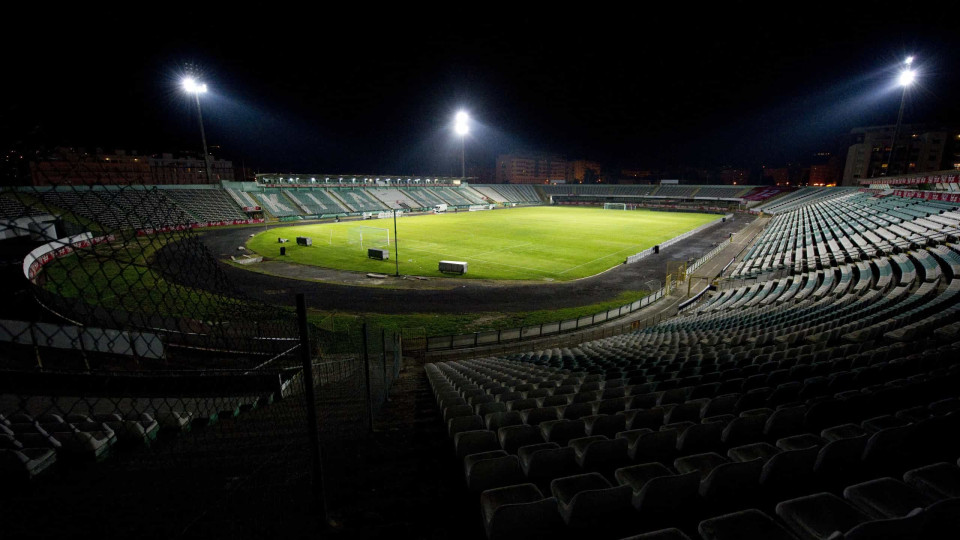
[
  {"left": 381, "top": 327, "right": 388, "bottom": 403},
  {"left": 296, "top": 293, "right": 327, "bottom": 524},
  {"left": 361, "top": 322, "right": 374, "bottom": 433}
]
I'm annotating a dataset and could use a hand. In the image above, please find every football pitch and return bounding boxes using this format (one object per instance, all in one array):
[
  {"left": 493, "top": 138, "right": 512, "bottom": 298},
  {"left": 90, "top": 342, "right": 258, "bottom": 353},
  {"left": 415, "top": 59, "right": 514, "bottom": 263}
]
[{"left": 245, "top": 206, "right": 718, "bottom": 281}]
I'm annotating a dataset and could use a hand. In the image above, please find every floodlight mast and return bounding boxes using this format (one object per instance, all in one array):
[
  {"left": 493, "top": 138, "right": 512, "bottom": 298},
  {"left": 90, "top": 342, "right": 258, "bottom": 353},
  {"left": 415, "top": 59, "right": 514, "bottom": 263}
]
[
  {"left": 885, "top": 57, "right": 917, "bottom": 176},
  {"left": 182, "top": 77, "right": 212, "bottom": 184},
  {"left": 455, "top": 111, "right": 469, "bottom": 180}
]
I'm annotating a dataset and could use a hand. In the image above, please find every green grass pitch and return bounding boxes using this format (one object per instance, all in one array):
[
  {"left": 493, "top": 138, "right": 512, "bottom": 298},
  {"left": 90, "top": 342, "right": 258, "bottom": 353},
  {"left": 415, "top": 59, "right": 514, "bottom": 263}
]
[{"left": 246, "top": 206, "right": 718, "bottom": 281}]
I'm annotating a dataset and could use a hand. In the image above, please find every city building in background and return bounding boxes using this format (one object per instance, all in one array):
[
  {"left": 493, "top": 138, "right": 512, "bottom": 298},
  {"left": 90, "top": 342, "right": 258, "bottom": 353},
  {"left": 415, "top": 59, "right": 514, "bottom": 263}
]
[
  {"left": 28, "top": 148, "right": 234, "bottom": 186},
  {"left": 495, "top": 152, "right": 566, "bottom": 184},
  {"left": 841, "top": 124, "right": 960, "bottom": 185}
]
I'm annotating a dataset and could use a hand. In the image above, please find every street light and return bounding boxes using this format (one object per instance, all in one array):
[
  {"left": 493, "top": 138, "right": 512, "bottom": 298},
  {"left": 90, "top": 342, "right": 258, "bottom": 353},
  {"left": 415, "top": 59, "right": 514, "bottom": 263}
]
[
  {"left": 885, "top": 56, "right": 917, "bottom": 177},
  {"left": 182, "top": 76, "right": 212, "bottom": 183},
  {"left": 455, "top": 111, "right": 469, "bottom": 180}
]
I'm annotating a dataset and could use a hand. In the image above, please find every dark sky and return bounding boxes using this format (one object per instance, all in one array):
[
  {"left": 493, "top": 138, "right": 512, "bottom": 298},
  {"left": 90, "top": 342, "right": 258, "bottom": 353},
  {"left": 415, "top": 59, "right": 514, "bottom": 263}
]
[{"left": 4, "top": 5, "right": 960, "bottom": 176}]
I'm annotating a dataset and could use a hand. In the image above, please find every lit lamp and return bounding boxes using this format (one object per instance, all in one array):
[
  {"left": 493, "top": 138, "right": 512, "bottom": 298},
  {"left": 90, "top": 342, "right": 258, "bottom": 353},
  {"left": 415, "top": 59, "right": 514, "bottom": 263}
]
[{"left": 886, "top": 56, "right": 917, "bottom": 176}]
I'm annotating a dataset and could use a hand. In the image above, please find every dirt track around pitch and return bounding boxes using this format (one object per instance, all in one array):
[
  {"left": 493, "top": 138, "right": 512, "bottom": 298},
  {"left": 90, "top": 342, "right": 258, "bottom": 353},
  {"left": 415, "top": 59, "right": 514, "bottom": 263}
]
[{"left": 184, "top": 214, "right": 755, "bottom": 314}]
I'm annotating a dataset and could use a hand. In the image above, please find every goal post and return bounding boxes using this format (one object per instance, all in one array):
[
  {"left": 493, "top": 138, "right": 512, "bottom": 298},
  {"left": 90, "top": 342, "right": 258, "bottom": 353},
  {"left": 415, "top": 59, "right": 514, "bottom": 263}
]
[
  {"left": 603, "top": 202, "right": 627, "bottom": 210},
  {"left": 347, "top": 226, "right": 390, "bottom": 249}
]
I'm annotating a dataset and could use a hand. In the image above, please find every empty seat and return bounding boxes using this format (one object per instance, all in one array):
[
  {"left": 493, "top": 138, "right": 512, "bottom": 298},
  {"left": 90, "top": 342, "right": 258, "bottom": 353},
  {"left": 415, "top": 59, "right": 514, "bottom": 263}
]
[
  {"left": 571, "top": 436, "right": 629, "bottom": 474},
  {"left": 583, "top": 414, "right": 626, "bottom": 438},
  {"left": 449, "top": 415, "right": 484, "bottom": 439},
  {"left": 903, "top": 462, "right": 960, "bottom": 500},
  {"left": 455, "top": 430, "right": 501, "bottom": 460},
  {"left": 540, "top": 419, "right": 586, "bottom": 446},
  {"left": 616, "top": 462, "right": 699, "bottom": 531},
  {"left": 842, "top": 477, "right": 931, "bottom": 519},
  {"left": 550, "top": 472, "right": 633, "bottom": 535},
  {"left": 775, "top": 492, "right": 870, "bottom": 540},
  {"left": 479, "top": 482, "right": 564, "bottom": 540},
  {"left": 562, "top": 402, "right": 596, "bottom": 420},
  {"left": 519, "top": 444, "right": 578, "bottom": 489},
  {"left": 627, "top": 429, "right": 678, "bottom": 465},
  {"left": 499, "top": 425, "right": 546, "bottom": 454},
  {"left": 622, "top": 408, "right": 665, "bottom": 431},
  {"left": 465, "top": 451, "right": 524, "bottom": 493},
  {"left": 676, "top": 421, "right": 723, "bottom": 454},
  {"left": 698, "top": 508, "right": 800, "bottom": 540},
  {"left": 486, "top": 411, "right": 525, "bottom": 432}
]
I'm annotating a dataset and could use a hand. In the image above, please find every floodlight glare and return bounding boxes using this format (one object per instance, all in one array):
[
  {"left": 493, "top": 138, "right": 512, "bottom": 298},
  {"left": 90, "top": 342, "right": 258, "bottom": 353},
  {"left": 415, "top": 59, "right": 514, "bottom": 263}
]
[
  {"left": 182, "top": 77, "right": 207, "bottom": 93},
  {"left": 455, "top": 122, "right": 469, "bottom": 135},
  {"left": 455, "top": 111, "right": 469, "bottom": 123},
  {"left": 898, "top": 69, "right": 916, "bottom": 87},
  {"left": 905, "top": 56, "right": 914, "bottom": 65}
]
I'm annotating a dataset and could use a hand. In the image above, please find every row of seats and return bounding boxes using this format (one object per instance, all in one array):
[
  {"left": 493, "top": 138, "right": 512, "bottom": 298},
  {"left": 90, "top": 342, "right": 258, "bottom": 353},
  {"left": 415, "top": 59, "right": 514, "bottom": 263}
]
[{"left": 0, "top": 393, "right": 268, "bottom": 482}]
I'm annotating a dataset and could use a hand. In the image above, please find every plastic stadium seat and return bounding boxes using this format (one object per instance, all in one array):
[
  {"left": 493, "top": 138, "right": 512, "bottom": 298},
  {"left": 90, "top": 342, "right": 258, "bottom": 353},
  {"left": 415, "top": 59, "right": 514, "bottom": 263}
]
[
  {"left": 627, "top": 429, "right": 677, "bottom": 465},
  {"left": 540, "top": 419, "right": 586, "bottom": 446},
  {"left": 842, "top": 477, "right": 930, "bottom": 519},
  {"left": 465, "top": 452, "right": 524, "bottom": 493},
  {"left": 550, "top": 472, "right": 633, "bottom": 535},
  {"left": 455, "top": 430, "right": 501, "bottom": 460},
  {"left": 698, "top": 458, "right": 763, "bottom": 512},
  {"left": 903, "top": 462, "right": 960, "bottom": 500},
  {"left": 499, "top": 425, "right": 546, "bottom": 454},
  {"left": 583, "top": 414, "right": 626, "bottom": 438},
  {"left": 0, "top": 448, "right": 57, "bottom": 481},
  {"left": 676, "top": 421, "right": 723, "bottom": 455},
  {"left": 506, "top": 398, "right": 539, "bottom": 412},
  {"left": 449, "top": 415, "right": 485, "bottom": 439},
  {"left": 698, "top": 508, "right": 800, "bottom": 540},
  {"left": 522, "top": 407, "right": 561, "bottom": 426},
  {"left": 477, "top": 402, "right": 508, "bottom": 417},
  {"left": 615, "top": 463, "right": 699, "bottom": 531},
  {"left": 727, "top": 442, "right": 780, "bottom": 464},
  {"left": 571, "top": 436, "right": 629, "bottom": 474},
  {"left": 813, "top": 436, "right": 868, "bottom": 489},
  {"left": 721, "top": 413, "right": 768, "bottom": 448},
  {"left": 485, "top": 411, "right": 524, "bottom": 432},
  {"left": 479, "top": 483, "right": 563, "bottom": 540},
  {"left": 759, "top": 447, "right": 818, "bottom": 500},
  {"left": 775, "top": 492, "right": 871, "bottom": 540},
  {"left": 776, "top": 433, "right": 825, "bottom": 452},
  {"left": 622, "top": 408, "right": 665, "bottom": 431},
  {"left": 519, "top": 444, "right": 578, "bottom": 489},
  {"left": 562, "top": 402, "right": 596, "bottom": 420}
]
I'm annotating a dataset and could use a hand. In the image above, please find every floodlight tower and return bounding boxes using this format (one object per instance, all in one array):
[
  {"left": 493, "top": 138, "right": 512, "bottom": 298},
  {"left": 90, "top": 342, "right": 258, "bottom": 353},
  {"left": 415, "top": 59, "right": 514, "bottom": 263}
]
[
  {"left": 182, "top": 77, "right": 212, "bottom": 183},
  {"left": 885, "top": 56, "right": 917, "bottom": 176},
  {"left": 455, "top": 111, "right": 469, "bottom": 180}
]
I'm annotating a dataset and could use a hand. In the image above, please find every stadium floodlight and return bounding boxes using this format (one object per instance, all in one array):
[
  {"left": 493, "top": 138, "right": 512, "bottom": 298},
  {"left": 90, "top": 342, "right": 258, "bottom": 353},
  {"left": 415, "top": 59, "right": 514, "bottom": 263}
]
[
  {"left": 454, "top": 111, "right": 469, "bottom": 179},
  {"left": 898, "top": 68, "right": 916, "bottom": 87},
  {"left": 181, "top": 75, "right": 212, "bottom": 183},
  {"left": 885, "top": 56, "right": 918, "bottom": 176}
]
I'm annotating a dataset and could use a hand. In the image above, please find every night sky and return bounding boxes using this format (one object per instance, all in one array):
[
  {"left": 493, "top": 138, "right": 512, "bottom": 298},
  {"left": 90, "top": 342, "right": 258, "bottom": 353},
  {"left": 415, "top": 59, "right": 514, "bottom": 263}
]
[{"left": 4, "top": 6, "right": 960, "bottom": 177}]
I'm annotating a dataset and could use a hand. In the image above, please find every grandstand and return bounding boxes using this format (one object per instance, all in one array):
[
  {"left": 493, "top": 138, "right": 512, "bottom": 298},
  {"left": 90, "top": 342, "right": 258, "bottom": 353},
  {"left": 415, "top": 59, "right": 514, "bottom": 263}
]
[
  {"left": 422, "top": 183, "right": 960, "bottom": 539},
  {"left": 4, "top": 178, "right": 960, "bottom": 539}
]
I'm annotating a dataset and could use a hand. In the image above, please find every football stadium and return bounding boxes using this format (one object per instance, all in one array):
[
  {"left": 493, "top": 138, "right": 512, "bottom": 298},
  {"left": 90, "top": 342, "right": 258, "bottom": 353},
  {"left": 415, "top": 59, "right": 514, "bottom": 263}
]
[{"left": 3, "top": 174, "right": 960, "bottom": 540}]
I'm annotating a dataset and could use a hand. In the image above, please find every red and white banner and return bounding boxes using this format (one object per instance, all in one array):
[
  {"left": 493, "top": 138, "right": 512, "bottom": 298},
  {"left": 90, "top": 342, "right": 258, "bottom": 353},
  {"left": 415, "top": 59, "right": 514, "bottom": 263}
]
[
  {"left": 242, "top": 206, "right": 261, "bottom": 212},
  {"left": 892, "top": 190, "right": 960, "bottom": 203},
  {"left": 860, "top": 174, "right": 960, "bottom": 185},
  {"left": 136, "top": 218, "right": 265, "bottom": 237},
  {"left": 24, "top": 232, "right": 116, "bottom": 281}
]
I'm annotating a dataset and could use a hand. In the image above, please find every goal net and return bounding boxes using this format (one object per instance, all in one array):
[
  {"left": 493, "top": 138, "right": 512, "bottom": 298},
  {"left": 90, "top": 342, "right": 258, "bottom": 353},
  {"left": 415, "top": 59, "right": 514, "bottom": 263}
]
[
  {"left": 603, "top": 202, "right": 627, "bottom": 210},
  {"left": 348, "top": 226, "right": 390, "bottom": 249}
]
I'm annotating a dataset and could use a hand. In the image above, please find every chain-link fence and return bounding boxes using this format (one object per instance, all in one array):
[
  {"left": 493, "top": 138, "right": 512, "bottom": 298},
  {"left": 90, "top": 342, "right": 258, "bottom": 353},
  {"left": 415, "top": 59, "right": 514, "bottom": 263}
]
[{"left": 0, "top": 184, "right": 402, "bottom": 538}]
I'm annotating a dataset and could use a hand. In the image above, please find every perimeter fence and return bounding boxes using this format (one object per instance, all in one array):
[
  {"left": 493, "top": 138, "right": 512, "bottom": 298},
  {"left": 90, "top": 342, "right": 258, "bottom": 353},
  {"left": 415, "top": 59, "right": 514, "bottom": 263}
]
[{"left": 0, "top": 184, "right": 401, "bottom": 539}]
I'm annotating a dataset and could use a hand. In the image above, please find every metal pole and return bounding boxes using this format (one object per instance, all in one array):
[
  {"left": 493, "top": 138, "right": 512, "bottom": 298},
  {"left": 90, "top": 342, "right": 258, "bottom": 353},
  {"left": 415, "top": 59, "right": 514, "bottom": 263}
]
[
  {"left": 194, "top": 93, "right": 213, "bottom": 184},
  {"left": 884, "top": 86, "right": 909, "bottom": 176},
  {"left": 393, "top": 209, "right": 400, "bottom": 277},
  {"left": 296, "top": 294, "right": 327, "bottom": 523},
  {"left": 460, "top": 134, "right": 466, "bottom": 179},
  {"left": 381, "top": 327, "right": 388, "bottom": 401},
  {"left": 361, "top": 322, "right": 375, "bottom": 433}
]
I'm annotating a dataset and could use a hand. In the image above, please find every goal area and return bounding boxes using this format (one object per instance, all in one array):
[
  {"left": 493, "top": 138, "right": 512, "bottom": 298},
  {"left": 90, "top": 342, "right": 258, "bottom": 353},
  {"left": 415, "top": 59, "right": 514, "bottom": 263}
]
[
  {"left": 347, "top": 226, "right": 390, "bottom": 249},
  {"left": 604, "top": 202, "right": 629, "bottom": 210}
]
